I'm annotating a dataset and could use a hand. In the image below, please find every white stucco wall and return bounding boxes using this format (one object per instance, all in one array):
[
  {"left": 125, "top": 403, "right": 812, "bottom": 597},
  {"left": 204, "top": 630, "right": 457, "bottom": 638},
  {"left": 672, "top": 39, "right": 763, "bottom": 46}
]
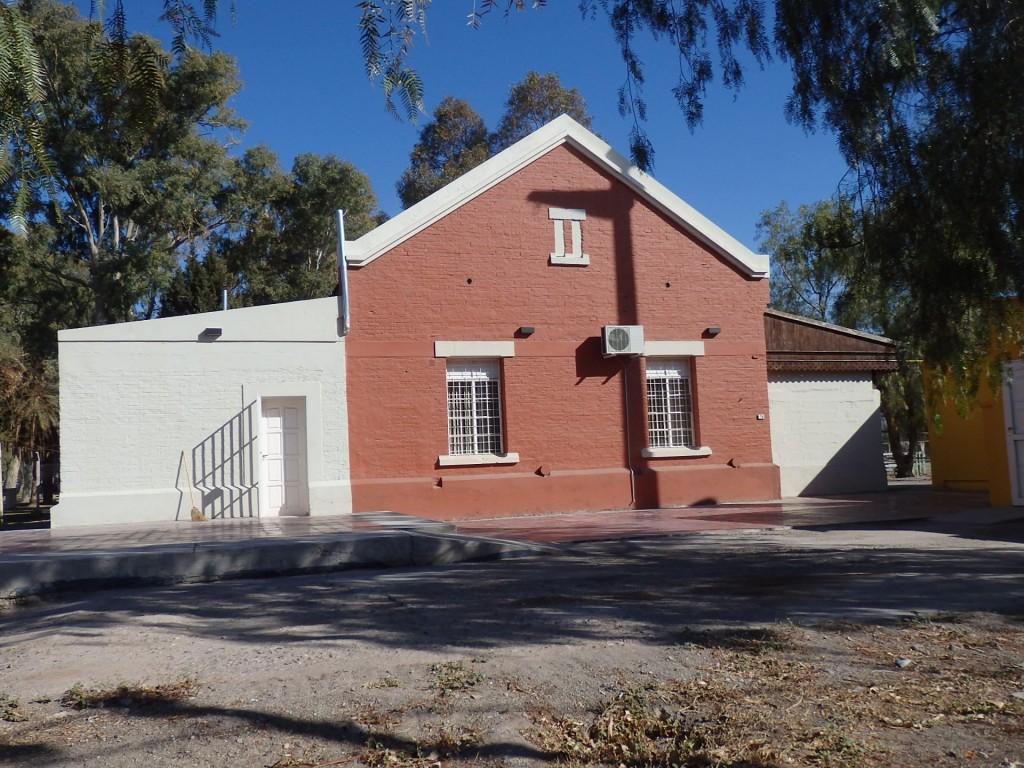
[
  {"left": 52, "top": 298, "right": 351, "bottom": 528},
  {"left": 768, "top": 372, "right": 887, "bottom": 497}
]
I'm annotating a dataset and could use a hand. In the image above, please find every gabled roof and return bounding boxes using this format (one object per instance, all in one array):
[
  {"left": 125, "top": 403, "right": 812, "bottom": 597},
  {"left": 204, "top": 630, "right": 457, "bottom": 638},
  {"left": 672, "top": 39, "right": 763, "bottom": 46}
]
[
  {"left": 345, "top": 115, "right": 770, "bottom": 278},
  {"left": 764, "top": 308, "right": 898, "bottom": 372}
]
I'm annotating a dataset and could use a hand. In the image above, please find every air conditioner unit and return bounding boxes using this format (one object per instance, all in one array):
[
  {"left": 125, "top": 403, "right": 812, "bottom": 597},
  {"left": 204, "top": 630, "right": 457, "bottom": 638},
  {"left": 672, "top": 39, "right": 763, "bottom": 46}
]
[{"left": 602, "top": 325, "right": 645, "bottom": 356}]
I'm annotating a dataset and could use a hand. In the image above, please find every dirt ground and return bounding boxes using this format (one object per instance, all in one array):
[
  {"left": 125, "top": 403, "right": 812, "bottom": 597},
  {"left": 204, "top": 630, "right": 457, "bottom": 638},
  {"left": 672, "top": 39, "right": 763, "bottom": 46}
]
[{"left": 2, "top": 523, "right": 1024, "bottom": 767}]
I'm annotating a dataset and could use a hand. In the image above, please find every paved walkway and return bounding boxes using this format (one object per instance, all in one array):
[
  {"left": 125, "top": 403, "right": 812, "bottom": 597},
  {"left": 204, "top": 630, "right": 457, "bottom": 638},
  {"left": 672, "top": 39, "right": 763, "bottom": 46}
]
[
  {"left": 1, "top": 486, "right": 1020, "bottom": 600},
  {"left": 455, "top": 486, "right": 1011, "bottom": 542}
]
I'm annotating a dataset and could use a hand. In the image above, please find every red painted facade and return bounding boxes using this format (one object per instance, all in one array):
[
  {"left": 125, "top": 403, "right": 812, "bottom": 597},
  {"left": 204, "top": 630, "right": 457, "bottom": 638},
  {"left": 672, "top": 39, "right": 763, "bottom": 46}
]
[{"left": 345, "top": 143, "right": 780, "bottom": 519}]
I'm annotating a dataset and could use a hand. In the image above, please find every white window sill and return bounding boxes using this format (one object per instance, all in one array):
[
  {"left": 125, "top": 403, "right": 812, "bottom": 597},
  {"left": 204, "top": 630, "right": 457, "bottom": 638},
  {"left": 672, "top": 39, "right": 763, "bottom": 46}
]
[
  {"left": 549, "top": 254, "right": 590, "bottom": 266},
  {"left": 438, "top": 452, "right": 520, "bottom": 467},
  {"left": 641, "top": 445, "right": 712, "bottom": 459}
]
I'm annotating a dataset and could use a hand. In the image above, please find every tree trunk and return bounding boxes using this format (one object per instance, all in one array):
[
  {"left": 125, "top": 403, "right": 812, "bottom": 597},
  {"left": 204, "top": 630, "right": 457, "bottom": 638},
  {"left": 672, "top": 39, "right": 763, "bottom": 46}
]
[
  {"left": 879, "top": 396, "right": 920, "bottom": 478},
  {"left": 2, "top": 450, "right": 20, "bottom": 513},
  {"left": 30, "top": 451, "right": 39, "bottom": 508}
]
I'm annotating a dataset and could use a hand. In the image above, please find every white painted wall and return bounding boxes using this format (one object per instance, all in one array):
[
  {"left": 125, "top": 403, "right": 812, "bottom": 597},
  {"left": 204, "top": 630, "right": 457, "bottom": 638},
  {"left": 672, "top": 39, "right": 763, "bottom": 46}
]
[
  {"left": 52, "top": 298, "right": 351, "bottom": 528},
  {"left": 768, "top": 372, "right": 887, "bottom": 497}
]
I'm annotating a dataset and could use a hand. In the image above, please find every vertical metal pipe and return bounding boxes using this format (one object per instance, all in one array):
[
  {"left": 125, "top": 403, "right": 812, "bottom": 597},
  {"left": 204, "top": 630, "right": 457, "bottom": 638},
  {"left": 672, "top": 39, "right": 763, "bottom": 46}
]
[
  {"left": 336, "top": 210, "right": 351, "bottom": 336},
  {"left": 221, "top": 287, "right": 228, "bottom": 312}
]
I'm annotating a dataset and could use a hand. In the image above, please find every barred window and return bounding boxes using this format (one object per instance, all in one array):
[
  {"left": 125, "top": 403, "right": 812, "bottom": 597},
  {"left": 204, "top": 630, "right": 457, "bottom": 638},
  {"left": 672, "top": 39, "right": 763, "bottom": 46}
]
[
  {"left": 446, "top": 359, "right": 504, "bottom": 455},
  {"left": 646, "top": 359, "right": 696, "bottom": 449}
]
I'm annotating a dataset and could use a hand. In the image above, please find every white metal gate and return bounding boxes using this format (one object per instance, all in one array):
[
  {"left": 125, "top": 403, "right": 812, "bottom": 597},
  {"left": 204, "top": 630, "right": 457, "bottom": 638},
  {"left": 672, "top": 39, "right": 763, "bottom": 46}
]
[{"left": 1002, "top": 360, "right": 1024, "bottom": 506}]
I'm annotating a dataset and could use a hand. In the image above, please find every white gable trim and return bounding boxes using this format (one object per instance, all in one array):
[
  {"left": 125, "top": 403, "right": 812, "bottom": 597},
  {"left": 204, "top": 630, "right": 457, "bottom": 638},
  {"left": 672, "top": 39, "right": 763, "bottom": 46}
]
[{"left": 345, "top": 115, "right": 769, "bottom": 278}]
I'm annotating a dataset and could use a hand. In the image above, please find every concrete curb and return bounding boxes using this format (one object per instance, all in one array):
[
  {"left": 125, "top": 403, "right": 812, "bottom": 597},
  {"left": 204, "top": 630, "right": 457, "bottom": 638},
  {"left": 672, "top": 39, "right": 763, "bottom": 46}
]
[{"left": 0, "top": 531, "right": 547, "bottom": 600}]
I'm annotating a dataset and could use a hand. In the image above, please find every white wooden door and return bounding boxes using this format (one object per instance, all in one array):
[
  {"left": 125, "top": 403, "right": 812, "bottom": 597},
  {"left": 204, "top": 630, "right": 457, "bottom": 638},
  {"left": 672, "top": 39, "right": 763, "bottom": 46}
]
[
  {"left": 261, "top": 397, "right": 309, "bottom": 516},
  {"left": 1002, "top": 360, "right": 1024, "bottom": 506}
]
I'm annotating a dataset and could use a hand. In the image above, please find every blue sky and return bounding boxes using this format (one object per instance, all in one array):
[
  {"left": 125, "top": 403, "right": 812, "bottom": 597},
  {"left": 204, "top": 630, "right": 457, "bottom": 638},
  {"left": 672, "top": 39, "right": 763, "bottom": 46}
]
[{"left": 80, "top": 1, "right": 850, "bottom": 250}]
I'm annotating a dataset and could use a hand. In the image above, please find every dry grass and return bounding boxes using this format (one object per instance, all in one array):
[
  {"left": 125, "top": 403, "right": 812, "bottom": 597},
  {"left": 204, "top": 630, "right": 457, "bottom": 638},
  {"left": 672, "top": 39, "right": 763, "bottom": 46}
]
[
  {"left": 60, "top": 677, "right": 199, "bottom": 710},
  {"left": 527, "top": 617, "right": 1024, "bottom": 767},
  {"left": 14, "top": 620, "right": 1019, "bottom": 768},
  {"left": 360, "top": 724, "right": 484, "bottom": 768}
]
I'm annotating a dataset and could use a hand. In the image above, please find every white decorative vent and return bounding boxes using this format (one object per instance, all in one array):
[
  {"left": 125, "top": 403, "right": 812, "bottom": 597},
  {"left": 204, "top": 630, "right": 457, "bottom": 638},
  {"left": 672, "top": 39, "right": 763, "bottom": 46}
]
[
  {"left": 602, "top": 325, "right": 645, "bottom": 356},
  {"left": 549, "top": 208, "right": 589, "bottom": 266}
]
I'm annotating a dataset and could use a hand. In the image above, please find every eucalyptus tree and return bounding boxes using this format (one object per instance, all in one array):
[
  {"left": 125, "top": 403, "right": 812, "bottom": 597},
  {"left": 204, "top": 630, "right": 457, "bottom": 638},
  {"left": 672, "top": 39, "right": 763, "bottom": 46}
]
[
  {"left": 244, "top": 153, "right": 382, "bottom": 303},
  {"left": 211, "top": 152, "right": 383, "bottom": 307},
  {"left": 490, "top": 71, "right": 593, "bottom": 152},
  {"left": 163, "top": 150, "right": 382, "bottom": 314},
  {"left": 759, "top": 197, "right": 927, "bottom": 477},
  {"left": 3, "top": 0, "right": 252, "bottom": 333},
  {"left": 758, "top": 201, "right": 857, "bottom": 323},
  {"left": 397, "top": 72, "right": 594, "bottom": 209},
  {"left": 0, "top": 331, "right": 58, "bottom": 505},
  {"left": 396, "top": 96, "right": 490, "bottom": 209}
]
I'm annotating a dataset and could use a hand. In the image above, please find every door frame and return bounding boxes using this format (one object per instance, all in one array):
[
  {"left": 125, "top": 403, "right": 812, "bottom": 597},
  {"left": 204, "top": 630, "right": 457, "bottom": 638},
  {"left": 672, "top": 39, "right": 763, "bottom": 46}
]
[
  {"left": 244, "top": 383, "right": 324, "bottom": 518},
  {"left": 259, "top": 396, "right": 310, "bottom": 516}
]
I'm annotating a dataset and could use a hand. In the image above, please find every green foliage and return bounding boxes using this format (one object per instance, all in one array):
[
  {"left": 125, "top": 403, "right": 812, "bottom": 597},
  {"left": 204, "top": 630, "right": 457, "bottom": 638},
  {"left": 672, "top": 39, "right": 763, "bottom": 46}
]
[
  {"left": 159, "top": 250, "right": 234, "bottom": 316},
  {"left": 366, "top": 1, "right": 771, "bottom": 172},
  {"left": 774, "top": 0, "right": 1024, "bottom": 377},
  {"left": 97, "top": 0, "right": 228, "bottom": 56},
  {"left": 758, "top": 200, "right": 859, "bottom": 323},
  {"left": 490, "top": 71, "right": 593, "bottom": 152},
  {"left": 370, "top": 2, "right": 1024, "bottom": 400},
  {"left": 3, "top": 0, "right": 249, "bottom": 337},
  {"left": 428, "top": 660, "right": 484, "bottom": 696},
  {"left": 357, "top": 0, "right": 427, "bottom": 121},
  {"left": 0, "top": 2, "right": 53, "bottom": 232},
  {"left": 759, "top": 196, "right": 927, "bottom": 477},
  {"left": 168, "top": 151, "right": 382, "bottom": 310},
  {"left": 0, "top": 337, "right": 58, "bottom": 458},
  {"left": 397, "top": 72, "right": 594, "bottom": 208},
  {"left": 396, "top": 96, "right": 490, "bottom": 209}
]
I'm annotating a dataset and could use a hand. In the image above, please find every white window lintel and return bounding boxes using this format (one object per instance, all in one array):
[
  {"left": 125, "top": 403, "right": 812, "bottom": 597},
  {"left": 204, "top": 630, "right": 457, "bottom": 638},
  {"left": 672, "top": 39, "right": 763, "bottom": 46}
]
[
  {"left": 548, "top": 208, "right": 586, "bottom": 221},
  {"left": 644, "top": 340, "right": 706, "bottom": 357},
  {"left": 435, "top": 341, "right": 515, "bottom": 358}
]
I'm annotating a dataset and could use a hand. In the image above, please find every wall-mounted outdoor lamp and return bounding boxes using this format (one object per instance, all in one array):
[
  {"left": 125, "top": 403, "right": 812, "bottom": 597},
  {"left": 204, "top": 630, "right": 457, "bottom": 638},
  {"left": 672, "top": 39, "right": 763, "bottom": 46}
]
[
  {"left": 200, "top": 327, "right": 223, "bottom": 340},
  {"left": 704, "top": 326, "right": 722, "bottom": 337},
  {"left": 518, "top": 326, "right": 536, "bottom": 336}
]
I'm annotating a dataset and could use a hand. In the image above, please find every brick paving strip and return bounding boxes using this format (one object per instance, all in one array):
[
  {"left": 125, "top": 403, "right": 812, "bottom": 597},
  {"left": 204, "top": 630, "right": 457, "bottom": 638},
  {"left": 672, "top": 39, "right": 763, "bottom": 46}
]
[{"left": 1, "top": 487, "right": 1020, "bottom": 599}]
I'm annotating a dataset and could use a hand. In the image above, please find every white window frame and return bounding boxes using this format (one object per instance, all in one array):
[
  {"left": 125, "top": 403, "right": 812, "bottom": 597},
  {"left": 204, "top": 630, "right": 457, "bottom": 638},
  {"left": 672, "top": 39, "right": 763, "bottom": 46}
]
[
  {"left": 435, "top": 346, "right": 519, "bottom": 467},
  {"left": 642, "top": 358, "right": 712, "bottom": 458},
  {"left": 548, "top": 207, "right": 589, "bottom": 266}
]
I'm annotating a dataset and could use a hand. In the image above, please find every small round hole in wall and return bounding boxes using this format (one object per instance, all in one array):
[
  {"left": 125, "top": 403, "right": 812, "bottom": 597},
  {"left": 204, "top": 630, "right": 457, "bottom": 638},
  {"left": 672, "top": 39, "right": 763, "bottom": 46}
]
[
  {"left": 665, "top": 282, "right": 671, "bottom": 288},
  {"left": 466, "top": 277, "right": 473, "bottom": 285}
]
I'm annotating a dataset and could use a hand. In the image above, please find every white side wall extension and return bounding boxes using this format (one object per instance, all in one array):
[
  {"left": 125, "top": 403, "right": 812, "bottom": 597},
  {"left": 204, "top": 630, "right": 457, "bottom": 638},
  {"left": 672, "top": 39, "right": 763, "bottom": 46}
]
[
  {"left": 768, "top": 372, "right": 887, "bottom": 497},
  {"left": 52, "top": 298, "right": 351, "bottom": 528}
]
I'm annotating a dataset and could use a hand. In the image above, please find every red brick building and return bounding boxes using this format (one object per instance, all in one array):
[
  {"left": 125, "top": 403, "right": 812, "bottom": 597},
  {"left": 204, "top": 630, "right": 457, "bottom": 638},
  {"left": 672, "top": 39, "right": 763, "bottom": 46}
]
[
  {"left": 52, "top": 116, "right": 789, "bottom": 528},
  {"left": 343, "top": 115, "right": 780, "bottom": 519}
]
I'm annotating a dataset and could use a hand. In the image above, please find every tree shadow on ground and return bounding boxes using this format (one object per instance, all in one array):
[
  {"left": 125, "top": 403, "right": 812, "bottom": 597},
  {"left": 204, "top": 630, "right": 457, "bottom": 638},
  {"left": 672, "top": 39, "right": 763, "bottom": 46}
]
[
  {"left": 4, "top": 688, "right": 792, "bottom": 768},
  {"left": 4, "top": 692, "right": 552, "bottom": 767},
  {"left": 3, "top": 534, "right": 1024, "bottom": 653}
]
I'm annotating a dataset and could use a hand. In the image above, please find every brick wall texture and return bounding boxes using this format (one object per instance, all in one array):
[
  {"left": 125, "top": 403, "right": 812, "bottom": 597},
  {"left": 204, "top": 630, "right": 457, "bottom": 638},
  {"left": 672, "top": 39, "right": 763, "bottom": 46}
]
[{"left": 345, "top": 144, "right": 779, "bottom": 518}]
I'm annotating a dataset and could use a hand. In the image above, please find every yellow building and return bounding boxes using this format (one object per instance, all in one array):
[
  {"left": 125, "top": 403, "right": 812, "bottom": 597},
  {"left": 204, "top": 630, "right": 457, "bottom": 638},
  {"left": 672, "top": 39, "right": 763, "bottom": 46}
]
[{"left": 930, "top": 361, "right": 1021, "bottom": 507}]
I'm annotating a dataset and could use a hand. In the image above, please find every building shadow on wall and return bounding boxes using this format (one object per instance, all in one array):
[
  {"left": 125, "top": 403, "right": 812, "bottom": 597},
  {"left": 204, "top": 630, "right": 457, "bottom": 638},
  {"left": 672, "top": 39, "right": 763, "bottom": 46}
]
[
  {"left": 791, "top": 410, "right": 888, "bottom": 497},
  {"left": 179, "top": 403, "right": 260, "bottom": 520}
]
